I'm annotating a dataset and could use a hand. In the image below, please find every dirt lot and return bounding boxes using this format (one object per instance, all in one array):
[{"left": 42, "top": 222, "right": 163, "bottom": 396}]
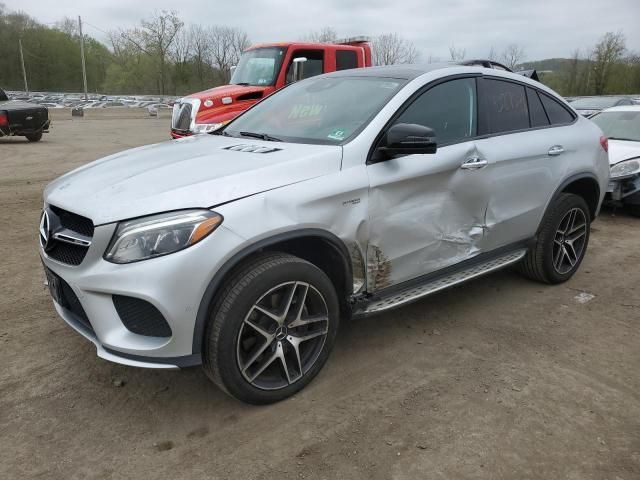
[{"left": 1, "top": 118, "right": 639, "bottom": 480}]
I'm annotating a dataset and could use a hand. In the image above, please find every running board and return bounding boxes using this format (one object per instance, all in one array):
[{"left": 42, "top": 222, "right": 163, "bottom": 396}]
[{"left": 356, "top": 249, "right": 527, "bottom": 316}]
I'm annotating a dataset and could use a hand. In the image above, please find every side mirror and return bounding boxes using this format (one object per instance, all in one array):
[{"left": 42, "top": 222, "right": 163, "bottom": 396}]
[
  {"left": 292, "top": 57, "right": 307, "bottom": 82},
  {"left": 378, "top": 123, "right": 437, "bottom": 157}
]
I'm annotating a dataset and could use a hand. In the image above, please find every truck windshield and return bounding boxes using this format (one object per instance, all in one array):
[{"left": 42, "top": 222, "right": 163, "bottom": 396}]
[
  {"left": 230, "top": 47, "right": 286, "bottom": 87},
  {"left": 223, "top": 76, "right": 406, "bottom": 145}
]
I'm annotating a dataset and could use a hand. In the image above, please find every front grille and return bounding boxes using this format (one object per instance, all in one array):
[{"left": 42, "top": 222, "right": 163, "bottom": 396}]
[
  {"left": 172, "top": 103, "right": 192, "bottom": 131},
  {"left": 46, "top": 206, "right": 94, "bottom": 266},
  {"left": 113, "top": 295, "right": 172, "bottom": 337},
  {"left": 50, "top": 206, "right": 94, "bottom": 237},
  {"left": 47, "top": 242, "right": 88, "bottom": 266}
]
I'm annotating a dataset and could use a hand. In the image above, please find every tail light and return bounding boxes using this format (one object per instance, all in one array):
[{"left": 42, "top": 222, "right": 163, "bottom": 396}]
[
  {"left": 600, "top": 136, "right": 608, "bottom": 153},
  {"left": 0, "top": 111, "right": 8, "bottom": 127}
]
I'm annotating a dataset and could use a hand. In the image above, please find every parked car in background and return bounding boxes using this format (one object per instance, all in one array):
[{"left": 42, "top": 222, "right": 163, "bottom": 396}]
[
  {"left": 590, "top": 105, "right": 640, "bottom": 216},
  {"left": 571, "top": 96, "right": 634, "bottom": 117},
  {"left": 147, "top": 103, "right": 171, "bottom": 116},
  {"left": 0, "top": 87, "right": 50, "bottom": 142},
  {"left": 171, "top": 37, "right": 373, "bottom": 138}
]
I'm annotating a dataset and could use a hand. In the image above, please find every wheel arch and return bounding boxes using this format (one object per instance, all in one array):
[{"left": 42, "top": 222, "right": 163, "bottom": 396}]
[
  {"left": 192, "top": 228, "right": 354, "bottom": 354},
  {"left": 552, "top": 173, "right": 601, "bottom": 221}
]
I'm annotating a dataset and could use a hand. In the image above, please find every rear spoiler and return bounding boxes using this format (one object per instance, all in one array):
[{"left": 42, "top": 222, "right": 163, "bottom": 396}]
[
  {"left": 516, "top": 69, "right": 539, "bottom": 81},
  {"left": 459, "top": 60, "right": 540, "bottom": 82}
]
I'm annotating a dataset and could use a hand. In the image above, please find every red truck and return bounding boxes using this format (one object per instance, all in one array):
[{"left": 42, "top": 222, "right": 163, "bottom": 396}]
[{"left": 170, "top": 37, "right": 372, "bottom": 138}]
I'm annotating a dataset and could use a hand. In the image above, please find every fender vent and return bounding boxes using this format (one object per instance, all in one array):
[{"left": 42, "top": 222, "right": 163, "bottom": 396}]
[{"left": 223, "top": 144, "right": 282, "bottom": 154}]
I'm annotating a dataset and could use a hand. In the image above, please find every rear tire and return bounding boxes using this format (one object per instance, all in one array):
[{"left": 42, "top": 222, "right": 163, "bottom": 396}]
[
  {"left": 519, "top": 193, "right": 591, "bottom": 284},
  {"left": 25, "top": 132, "right": 43, "bottom": 142},
  {"left": 203, "top": 252, "right": 340, "bottom": 404}
]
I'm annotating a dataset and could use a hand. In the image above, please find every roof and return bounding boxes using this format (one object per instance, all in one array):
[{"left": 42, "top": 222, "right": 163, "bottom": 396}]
[
  {"left": 600, "top": 105, "right": 640, "bottom": 113},
  {"left": 328, "top": 63, "right": 458, "bottom": 80}
]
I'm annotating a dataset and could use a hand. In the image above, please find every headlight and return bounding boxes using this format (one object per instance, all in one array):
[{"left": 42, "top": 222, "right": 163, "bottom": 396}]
[
  {"left": 610, "top": 158, "right": 640, "bottom": 179},
  {"left": 193, "top": 123, "right": 223, "bottom": 134},
  {"left": 104, "top": 210, "right": 223, "bottom": 264}
]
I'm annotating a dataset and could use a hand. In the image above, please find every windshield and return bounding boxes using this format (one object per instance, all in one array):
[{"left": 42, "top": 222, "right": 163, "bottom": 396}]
[
  {"left": 571, "top": 97, "right": 625, "bottom": 109},
  {"left": 230, "top": 47, "right": 286, "bottom": 87},
  {"left": 591, "top": 110, "right": 640, "bottom": 142},
  {"left": 223, "top": 76, "right": 406, "bottom": 145}
]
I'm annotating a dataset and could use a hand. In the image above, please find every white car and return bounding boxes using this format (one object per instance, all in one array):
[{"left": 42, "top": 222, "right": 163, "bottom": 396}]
[
  {"left": 590, "top": 105, "right": 640, "bottom": 216},
  {"left": 40, "top": 63, "right": 609, "bottom": 404}
]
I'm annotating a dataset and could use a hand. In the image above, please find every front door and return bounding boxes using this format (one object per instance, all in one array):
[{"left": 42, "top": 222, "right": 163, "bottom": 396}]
[{"left": 366, "top": 77, "right": 492, "bottom": 291}]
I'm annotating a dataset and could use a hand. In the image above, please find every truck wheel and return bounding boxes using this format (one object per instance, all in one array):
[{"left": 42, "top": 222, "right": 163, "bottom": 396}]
[
  {"left": 519, "top": 193, "right": 591, "bottom": 284},
  {"left": 203, "top": 253, "right": 339, "bottom": 404},
  {"left": 25, "top": 132, "right": 43, "bottom": 142}
]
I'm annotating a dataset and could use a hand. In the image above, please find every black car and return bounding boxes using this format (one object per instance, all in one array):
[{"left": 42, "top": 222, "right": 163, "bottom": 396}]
[{"left": 0, "top": 88, "right": 50, "bottom": 142}]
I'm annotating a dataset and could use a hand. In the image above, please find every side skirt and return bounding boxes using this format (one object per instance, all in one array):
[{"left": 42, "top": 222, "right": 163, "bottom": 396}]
[{"left": 351, "top": 242, "right": 530, "bottom": 317}]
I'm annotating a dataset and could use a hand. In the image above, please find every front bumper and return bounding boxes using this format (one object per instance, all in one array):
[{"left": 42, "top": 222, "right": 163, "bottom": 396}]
[
  {"left": 605, "top": 174, "right": 640, "bottom": 206},
  {"left": 40, "top": 220, "right": 245, "bottom": 368}
]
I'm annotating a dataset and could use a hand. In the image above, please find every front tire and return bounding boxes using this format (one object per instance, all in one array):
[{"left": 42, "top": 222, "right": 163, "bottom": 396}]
[
  {"left": 25, "top": 131, "right": 43, "bottom": 142},
  {"left": 203, "top": 253, "right": 340, "bottom": 404},
  {"left": 519, "top": 193, "right": 591, "bottom": 284}
]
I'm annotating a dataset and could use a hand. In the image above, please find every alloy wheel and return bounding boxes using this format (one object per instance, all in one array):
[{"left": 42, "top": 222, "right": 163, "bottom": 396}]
[
  {"left": 236, "top": 281, "right": 329, "bottom": 390},
  {"left": 552, "top": 207, "right": 588, "bottom": 275}
]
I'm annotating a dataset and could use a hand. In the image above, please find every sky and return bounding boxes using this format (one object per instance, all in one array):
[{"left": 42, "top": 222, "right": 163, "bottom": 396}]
[{"left": 10, "top": 0, "right": 640, "bottom": 62}]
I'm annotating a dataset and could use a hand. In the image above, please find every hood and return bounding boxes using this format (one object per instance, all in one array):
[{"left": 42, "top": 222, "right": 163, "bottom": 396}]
[
  {"left": 607, "top": 139, "right": 640, "bottom": 165},
  {"left": 44, "top": 135, "right": 342, "bottom": 225},
  {"left": 186, "top": 84, "right": 267, "bottom": 104}
]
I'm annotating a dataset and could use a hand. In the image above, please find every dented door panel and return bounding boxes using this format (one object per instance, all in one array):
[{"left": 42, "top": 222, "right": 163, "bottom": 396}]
[{"left": 366, "top": 142, "right": 492, "bottom": 290}]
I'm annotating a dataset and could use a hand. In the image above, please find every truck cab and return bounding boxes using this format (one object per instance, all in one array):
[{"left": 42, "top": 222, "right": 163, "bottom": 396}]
[{"left": 170, "top": 38, "right": 372, "bottom": 138}]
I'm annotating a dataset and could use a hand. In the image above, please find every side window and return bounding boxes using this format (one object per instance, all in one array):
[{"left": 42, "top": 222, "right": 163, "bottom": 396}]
[
  {"left": 336, "top": 50, "right": 358, "bottom": 70},
  {"left": 539, "top": 93, "right": 575, "bottom": 125},
  {"left": 527, "top": 88, "right": 549, "bottom": 128},
  {"left": 479, "top": 78, "right": 529, "bottom": 134},
  {"left": 285, "top": 50, "right": 324, "bottom": 84},
  {"left": 392, "top": 78, "right": 477, "bottom": 145}
]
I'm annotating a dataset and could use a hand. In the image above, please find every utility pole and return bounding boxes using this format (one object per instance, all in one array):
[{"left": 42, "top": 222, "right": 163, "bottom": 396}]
[
  {"left": 78, "top": 16, "right": 88, "bottom": 100},
  {"left": 19, "top": 38, "right": 29, "bottom": 94}
]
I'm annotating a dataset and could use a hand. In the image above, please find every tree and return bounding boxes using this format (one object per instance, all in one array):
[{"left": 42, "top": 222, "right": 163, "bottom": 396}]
[
  {"left": 305, "top": 27, "right": 338, "bottom": 43},
  {"left": 449, "top": 44, "right": 465, "bottom": 61},
  {"left": 208, "top": 26, "right": 250, "bottom": 83},
  {"left": 372, "top": 33, "right": 419, "bottom": 66},
  {"left": 501, "top": 44, "right": 525, "bottom": 70},
  {"left": 591, "top": 31, "right": 625, "bottom": 95},
  {"left": 120, "top": 10, "right": 183, "bottom": 96}
]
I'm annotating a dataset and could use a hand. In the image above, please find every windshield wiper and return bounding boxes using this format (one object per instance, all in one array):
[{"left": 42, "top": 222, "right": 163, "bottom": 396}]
[
  {"left": 239, "top": 131, "right": 282, "bottom": 142},
  {"left": 233, "top": 82, "right": 251, "bottom": 86}
]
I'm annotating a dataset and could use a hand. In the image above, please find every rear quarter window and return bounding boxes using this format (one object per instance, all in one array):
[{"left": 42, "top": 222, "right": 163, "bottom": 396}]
[
  {"left": 336, "top": 50, "right": 358, "bottom": 71},
  {"left": 539, "top": 93, "right": 575, "bottom": 125},
  {"left": 527, "top": 88, "right": 550, "bottom": 128},
  {"left": 479, "top": 78, "right": 529, "bottom": 134}
]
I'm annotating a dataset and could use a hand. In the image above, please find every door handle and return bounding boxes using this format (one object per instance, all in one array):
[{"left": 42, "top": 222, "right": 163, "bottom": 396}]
[
  {"left": 548, "top": 145, "right": 565, "bottom": 156},
  {"left": 460, "top": 156, "right": 488, "bottom": 170}
]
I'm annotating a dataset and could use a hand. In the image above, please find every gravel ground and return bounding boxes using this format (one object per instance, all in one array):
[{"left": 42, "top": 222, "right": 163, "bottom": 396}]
[{"left": 1, "top": 118, "right": 639, "bottom": 480}]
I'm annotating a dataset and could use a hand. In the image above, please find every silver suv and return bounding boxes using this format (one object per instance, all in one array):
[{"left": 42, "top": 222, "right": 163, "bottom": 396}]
[{"left": 40, "top": 64, "right": 609, "bottom": 404}]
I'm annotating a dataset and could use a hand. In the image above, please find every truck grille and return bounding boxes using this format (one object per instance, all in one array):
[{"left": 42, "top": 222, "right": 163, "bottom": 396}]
[
  {"left": 172, "top": 103, "right": 193, "bottom": 131},
  {"left": 46, "top": 206, "right": 94, "bottom": 266}
]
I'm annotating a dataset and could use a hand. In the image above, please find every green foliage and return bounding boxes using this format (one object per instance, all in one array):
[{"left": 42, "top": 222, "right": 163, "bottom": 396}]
[{"left": 0, "top": 6, "right": 113, "bottom": 93}]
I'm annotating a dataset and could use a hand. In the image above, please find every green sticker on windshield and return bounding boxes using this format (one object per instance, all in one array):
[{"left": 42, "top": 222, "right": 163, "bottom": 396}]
[{"left": 327, "top": 129, "right": 346, "bottom": 141}]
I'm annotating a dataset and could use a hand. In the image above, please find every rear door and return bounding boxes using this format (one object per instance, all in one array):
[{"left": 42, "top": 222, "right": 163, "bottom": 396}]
[{"left": 475, "top": 77, "right": 576, "bottom": 250}]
